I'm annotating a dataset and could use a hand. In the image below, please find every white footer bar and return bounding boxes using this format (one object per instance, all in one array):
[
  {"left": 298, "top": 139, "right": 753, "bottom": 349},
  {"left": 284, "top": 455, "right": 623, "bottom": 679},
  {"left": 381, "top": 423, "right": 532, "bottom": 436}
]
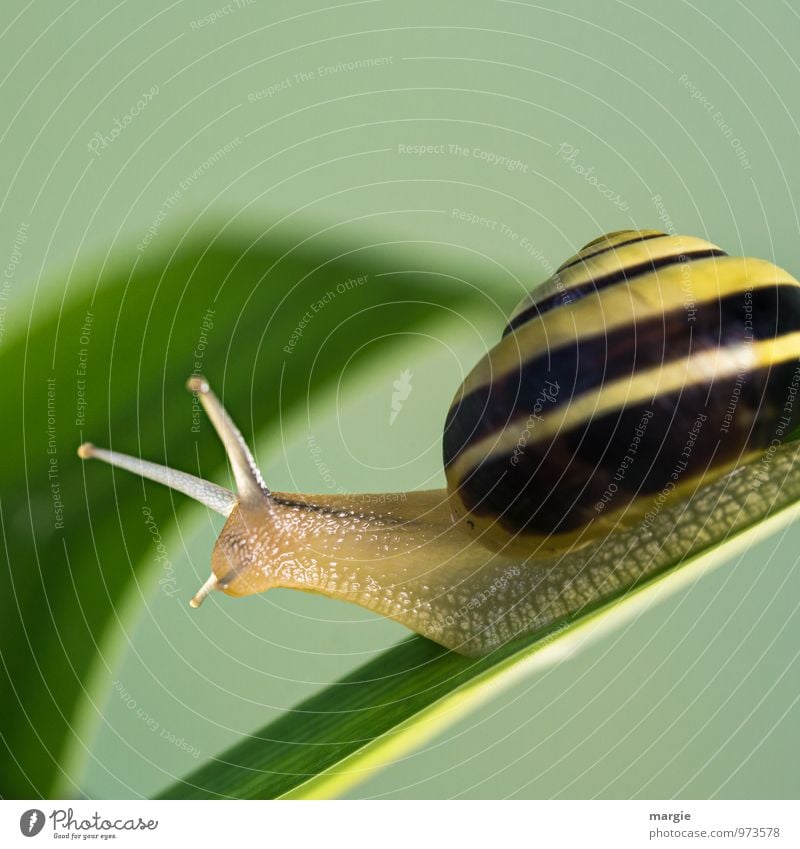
[{"left": 2, "top": 799, "right": 797, "bottom": 848}]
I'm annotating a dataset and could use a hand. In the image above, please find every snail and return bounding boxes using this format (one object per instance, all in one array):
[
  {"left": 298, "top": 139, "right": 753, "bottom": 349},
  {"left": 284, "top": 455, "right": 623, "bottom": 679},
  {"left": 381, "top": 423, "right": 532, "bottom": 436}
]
[{"left": 78, "top": 229, "right": 800, "bottom": 656}]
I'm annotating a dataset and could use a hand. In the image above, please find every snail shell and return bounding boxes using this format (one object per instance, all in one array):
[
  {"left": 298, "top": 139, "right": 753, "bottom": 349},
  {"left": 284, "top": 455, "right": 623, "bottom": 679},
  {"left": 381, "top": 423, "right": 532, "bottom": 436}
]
[{"left": 445, "top": 229, "right": 800, "bottom": 558}]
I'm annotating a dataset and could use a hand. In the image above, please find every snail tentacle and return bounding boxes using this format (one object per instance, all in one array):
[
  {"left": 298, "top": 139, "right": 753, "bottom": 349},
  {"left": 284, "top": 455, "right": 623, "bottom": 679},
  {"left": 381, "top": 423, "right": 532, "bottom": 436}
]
[
  {"left": 190, "top": 574, "right": 219, "bottom": 609},
  {"left": 186, "top": 375, "right": 271, "bottom": 506},
  {"left": 76, "top": 441, "right": 236, "bottom": 517}
]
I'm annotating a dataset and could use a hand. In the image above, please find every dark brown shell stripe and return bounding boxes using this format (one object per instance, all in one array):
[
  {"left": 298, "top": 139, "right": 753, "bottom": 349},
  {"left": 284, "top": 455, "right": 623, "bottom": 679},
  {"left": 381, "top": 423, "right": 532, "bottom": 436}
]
[
  {"left": 502, "top": 245, "right": 727, "bottom": 336},
  {"left": 556, "top": 228, "right": 666, "bottom": 273},
  {"left": 443, "top": 230, "right": 800, "bottom": 549}
]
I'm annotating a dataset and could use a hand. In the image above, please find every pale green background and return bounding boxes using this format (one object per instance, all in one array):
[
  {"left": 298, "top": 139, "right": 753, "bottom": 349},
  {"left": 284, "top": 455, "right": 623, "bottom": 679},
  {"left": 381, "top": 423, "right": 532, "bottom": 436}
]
[{"left": 3, "top": 0, "right": 799, "bottom": 798}]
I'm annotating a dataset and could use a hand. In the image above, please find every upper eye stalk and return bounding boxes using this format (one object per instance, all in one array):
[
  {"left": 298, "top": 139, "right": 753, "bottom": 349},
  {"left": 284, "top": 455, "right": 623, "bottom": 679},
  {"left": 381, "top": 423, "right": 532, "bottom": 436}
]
[{"left": 78, "top": 376, "right": 275, "bottom": 607}]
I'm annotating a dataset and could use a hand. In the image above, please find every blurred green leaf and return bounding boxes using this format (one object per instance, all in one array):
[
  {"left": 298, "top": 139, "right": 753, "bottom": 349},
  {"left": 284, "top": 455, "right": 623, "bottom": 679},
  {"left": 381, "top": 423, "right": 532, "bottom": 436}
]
[
  {"left": 160, "top": 439, "right": 800, "bottom": 800},
  {"left": 0, "top": 230, "right": 509, "bottom": 798}
]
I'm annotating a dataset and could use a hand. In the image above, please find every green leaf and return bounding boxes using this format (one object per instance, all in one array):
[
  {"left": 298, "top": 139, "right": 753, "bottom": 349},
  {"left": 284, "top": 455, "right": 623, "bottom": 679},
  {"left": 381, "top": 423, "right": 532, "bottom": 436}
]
[
  {"left": 0, "top": 231, "right": 507, "bottom": 798},
  {"left": 159, "top": 437, "right": 800, "bottom": 800}
]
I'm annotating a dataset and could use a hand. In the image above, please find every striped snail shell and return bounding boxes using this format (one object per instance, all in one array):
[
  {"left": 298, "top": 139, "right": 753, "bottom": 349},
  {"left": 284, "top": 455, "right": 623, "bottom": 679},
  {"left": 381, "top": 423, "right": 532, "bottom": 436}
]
[
  {"left": 444, "top": 229, "right": 800, "bottom": 558},
  {"left": 78, "top": 229, "right": 800, "bottom": 656}
]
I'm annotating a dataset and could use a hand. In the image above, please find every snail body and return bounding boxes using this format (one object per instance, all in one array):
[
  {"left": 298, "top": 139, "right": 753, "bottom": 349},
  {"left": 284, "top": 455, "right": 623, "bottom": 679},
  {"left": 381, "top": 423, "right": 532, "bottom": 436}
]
[{"left": 79, "top": 230, "right": 800, "bottom": 656}]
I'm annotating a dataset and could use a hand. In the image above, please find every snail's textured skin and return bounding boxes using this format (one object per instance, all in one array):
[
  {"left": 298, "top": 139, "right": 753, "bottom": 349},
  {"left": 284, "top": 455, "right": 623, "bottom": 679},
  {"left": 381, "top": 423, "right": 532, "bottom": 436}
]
[
  {"left": 444, "top": 230, "right": 800, "bottom": 557},
  {"left": 209, "top": 439, "right": 800, "bottom": 656}
]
